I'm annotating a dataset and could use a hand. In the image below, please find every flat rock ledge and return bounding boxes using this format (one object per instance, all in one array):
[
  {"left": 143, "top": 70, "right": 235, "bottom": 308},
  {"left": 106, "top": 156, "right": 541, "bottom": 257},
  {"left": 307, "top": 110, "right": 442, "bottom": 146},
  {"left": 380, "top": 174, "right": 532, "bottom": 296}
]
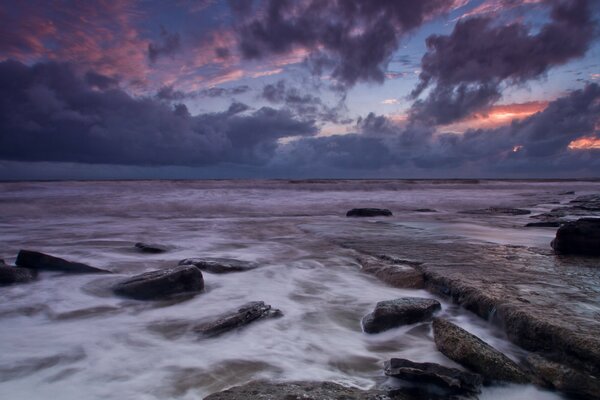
[
  {"left": 204, "top": 381, "right": 404, "bottom": 400},
  {"left": 460, "top": 207, "right": 531, "bottom": 216},
  {"left": 16, "top": 250, "right": 110, "bottom": 274},
  {"left": 432, "top": 318, "right": 529, "bottom": 384},
  {"left": 347, "top": 208, "right": 393, "bottom": 217},
  {"left": 358, "top": 256, "right": 424, "bottom": 289},
  {"left": 134, "top": 242, "right": 168, "bottom": 254},
  {"left": 113, "top": 265, "right": 204, "bottom": 300},
  {"left": 362, "top": 298, "right": 441, "bottom": 334},
  {"left": 384, "top": 358, "right": 482, "bottom": 395},
  {"left": 551, "top": 217, "right": 600, "bottom": 256},
  {"left": 193, "top": 301, "right": 282, "bottom": 337},
  {"left": 178, "top": 257, "right": 259, "bottom": 274}
]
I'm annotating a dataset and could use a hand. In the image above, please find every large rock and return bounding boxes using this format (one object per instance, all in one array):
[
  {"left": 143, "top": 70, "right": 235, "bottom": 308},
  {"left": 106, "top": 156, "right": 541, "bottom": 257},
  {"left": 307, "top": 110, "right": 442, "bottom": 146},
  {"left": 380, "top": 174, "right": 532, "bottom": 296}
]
[
  {"left": 134, "top": 242, "right": 168, "bottom": 254},
  {"left": 178, "top": 257, "right": 258, "bottom": 274},
  {"left": 384, "top": 358, "right": 482, "bottom": 395},
  {"left": 358, "top": 256, "right": 424, "bottom": 289},
  {"left": 204, "top": 381, "right": 401, "bottom": 400},
  {"left": 16, "top": 250, "right": 110, "bottom": 274},
  {"left": 346, "top": 208, "right": 392, "bottom": 217},
  {"left": 113, "top": 265, "right": 204, "bottom": 300},
  {"left": 525, "top": 353, "right": 600, "bottom": 400},
  {"left": 0, "top": 265, "right": 36, "bottom": 285},
  {"left": 432, "top": 318, "right": 529, "bottom": 383},
  {"left": 551, "top": 218, "right": 600, "bottom": 256},
  {"left": 362, "top": 298, "right": 441, "bottom": 334},
  {"left": 194, "top": 301, "right": 282, "bottom": 337}
]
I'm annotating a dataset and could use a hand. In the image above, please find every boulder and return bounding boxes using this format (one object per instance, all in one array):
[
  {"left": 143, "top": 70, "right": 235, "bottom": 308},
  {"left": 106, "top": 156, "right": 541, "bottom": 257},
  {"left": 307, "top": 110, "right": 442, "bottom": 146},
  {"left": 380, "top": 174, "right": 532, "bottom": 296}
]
[
  {"left": 113, "top": 265, "right": 204, "bottom": 300},
  {"left": 16, "top": 250, "right": 110, "bottom": 274},
  {"left": 525, "top": 353, "right": 600, "bottom": 400},
  {"left": 134, "top": 242, "right": 168, "bottom": 254},
  {"left": 178, "top": 257, "right": 258, "bottom": 274},
  {"left": 346, "top": 208, "right": 392, "bottom": 217},
  {"left": 0, "top": 265, "right": 36, "bottom": 285},
  {"left": 358, "top": 256, "right": 423, "bottom": 289},
  {"left": 432, "top": 318, "right": 529, "bottom": 383},
  {"left": 551, "top": 218, "right": 600, "bottom": 256},
  {"left": 362, "top": 298, "right": 441, "bottom": 334},
  {"left": 384, "top": 358, "right": 482, "bottom": 395},
  {"left": 193, "top": 301, "right": 282, "bottom": 337}
]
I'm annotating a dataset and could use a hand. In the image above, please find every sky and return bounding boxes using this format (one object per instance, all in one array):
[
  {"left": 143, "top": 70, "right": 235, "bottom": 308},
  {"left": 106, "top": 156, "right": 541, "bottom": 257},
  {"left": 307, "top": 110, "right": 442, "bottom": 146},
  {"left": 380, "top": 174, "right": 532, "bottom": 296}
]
[{"left": 0, "top": 0, "right": 599, "bottom": 180}]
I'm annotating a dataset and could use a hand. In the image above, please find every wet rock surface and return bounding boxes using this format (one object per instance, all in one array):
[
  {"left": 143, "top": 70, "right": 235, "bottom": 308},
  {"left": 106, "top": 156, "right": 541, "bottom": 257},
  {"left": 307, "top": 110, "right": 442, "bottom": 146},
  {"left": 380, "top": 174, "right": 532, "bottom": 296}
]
[
  {"left": 113, "top": 265, "right": 204, "bottom": 300},
  {"left": 461, "top": 207, "right": 531, "bottom": 215},
  {"left": 524, "top": 221, "right": 561, "bottom": 227},
  {"left": 134, "top": 242, "right": 168, "bottom": 253},
  {"left": 178, "top": 257, "right": 259, "bottom": 274},
  {"left": 384, "top": 358, "right": 482, "bottom": 395},
  {"left": 432, "top": 319, "right": 529, "bottom": 383},
  {"left": 15, "top": 250, "right": 110, "bottom": 274},
  {"left": 532, "top": 194, "right": 600, "bottom": 221},
  {"left": 193, "top": 301, "right": 282, "bottom": 337},
  {"left": 362, "top": 298, "right": 440, "bottom": 334},
  {"left": 347, "top": 208, "right": 393, "bottom": 217},
  {"left": 358, "top": 256, "right": 424, "bottom": 289},
  {"left": 551, "top": 217, "right": 600, "bottom": 256},
  {"left": 0, "top": 265, "right": 36, "bottom": 285}
]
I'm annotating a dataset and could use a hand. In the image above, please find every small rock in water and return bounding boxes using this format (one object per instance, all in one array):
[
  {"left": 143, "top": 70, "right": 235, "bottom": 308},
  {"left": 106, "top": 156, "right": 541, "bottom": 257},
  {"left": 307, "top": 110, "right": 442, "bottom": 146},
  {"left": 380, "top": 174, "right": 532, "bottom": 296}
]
[
  {"left": 432, "top": 318, "right": 529, "bottom": 384},
  {"left": 113, "top": 265, "right": 204, "bottom": 300},
  {"left": 525, "top": 221, "right": 561, "bottom": 227},
  {"left": 362, "top": 297, "right": 441, "bottom": 334},
  {"left": 178, "top": 257, "right": 258, "bottom": 274},
  {"left": 384, "top": 358, "right": 482, "bottom": 395},
  {"left": 559, "top": 191, "right": 575, "bottom": 195},
  {"left": 0, "top": 265, "right": 37, "bottom": 285},
  {"left": 414, "top": 208, "right": 437, "bottom": 212},
  {"left": 134, "top": 242, "right": 168, "bottom": 254},
  {"left": 551, "top": 218, "right": 600, "bottom": 256},
  {"left": 346, "top": 208, "right": 393, "bottom": 217},
  {"left": 16, "top": 250, "right": 110, "bottom": 274},
  {"left": 193, "top": 301, "right": 282, "bottom": 337},
  {"left": 461, "top": 207, "right": 531, "bottom": 215}
]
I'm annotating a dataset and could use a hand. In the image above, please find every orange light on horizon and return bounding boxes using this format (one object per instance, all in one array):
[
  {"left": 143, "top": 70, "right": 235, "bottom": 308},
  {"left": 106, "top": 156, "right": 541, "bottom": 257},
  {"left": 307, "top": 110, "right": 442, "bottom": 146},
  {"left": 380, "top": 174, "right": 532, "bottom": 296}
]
[{"left": 568, "top": 136, "right": 600, "bottom": 150}]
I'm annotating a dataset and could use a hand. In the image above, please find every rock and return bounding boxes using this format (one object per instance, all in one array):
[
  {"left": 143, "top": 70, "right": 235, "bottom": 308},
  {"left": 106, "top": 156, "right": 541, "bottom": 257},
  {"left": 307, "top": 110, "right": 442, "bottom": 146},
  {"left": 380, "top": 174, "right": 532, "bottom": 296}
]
[
  {"left": 414, "top": 208, "right": 437, "bottom": 212},
  {"left": 0, "top": 265, "right": 36, "bottom": 285},
  {"left": 559, "top": 191, "right": 575, "bottom": 195},
  {"left": 461, "top": 207, "right": 531, "bottom": 215},
  {"left": 178, "top": 257, "right": 258, "bottom": 274},
  {"left": 384, "top": 358, "right": 482, "bottom": 395},
  {"left": 569, "top": 194, "right": 600, "bottom": 211},
  {"left": 193, "top": 301, "right": 282, "bottom": 337},
  {"left": 347, "top": 208, "right": 393, "bottom": 217},
  {"left": 362, "top": 298, "right": 441, "bottom": 334},
  {"left": 15, "top": 250, "right": 110, "bottom": 274},
  {"left": 358, "top": 256, "right": 423, "bottom": 289},
  {"left": 113, "top": 265, "right": 204, "bottom": 300},
  {"left": 525, "top": 353, "right": 600, "bottom": 400},
  {"left": 432, "top": 318, "right": 529, "bottom": 383},
  {"left": 551, "top": 218, "right": 600, "bottom": 256},
  {"left": 134, "top": 242, "right": 168, "bottom": 253},
  {"left": 525, "top": 221, "right": 561, "bottom": 227},
  {"left": 204, "top": 381, "right": 400, "bottom": 400}
]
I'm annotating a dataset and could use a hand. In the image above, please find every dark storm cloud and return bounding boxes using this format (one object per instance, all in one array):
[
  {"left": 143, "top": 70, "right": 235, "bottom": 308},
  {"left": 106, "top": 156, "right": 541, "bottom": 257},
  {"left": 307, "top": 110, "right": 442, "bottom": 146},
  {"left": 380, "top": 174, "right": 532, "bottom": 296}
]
[
  {"left": 84, "top": 71, "right": 120, "bottom": 90},
  {"left": 232, "top": 0, "right": 458, "bottom": 88},
  {"left": 0, "top": 60, "right": 316, "bottom": 166},
  {"left": 156, "top": 84, "right": 251, "bottom": 101},
  {"left": 411, "top": 0, "right": 597, "bottom": 124},
  {"left": 148, "top": 26, "right": 182, "bottom": 63}
]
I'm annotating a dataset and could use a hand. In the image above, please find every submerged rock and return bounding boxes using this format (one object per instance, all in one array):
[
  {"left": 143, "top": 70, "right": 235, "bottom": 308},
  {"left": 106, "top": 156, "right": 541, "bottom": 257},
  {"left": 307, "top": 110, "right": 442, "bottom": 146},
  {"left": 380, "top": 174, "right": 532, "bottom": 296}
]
[
  {"left": 134, "top": 242, "right": 168, "bottom": 254},
  {"left": 346, "top": 208, "right": 393, "bottom": 217},
  {"left": 525, "top": 353, "right": 600, "bottom": 400},
  {"left": 413, "top": 208, "right": 437, "bottom": 212},
  {"left": 193, "top": 301, "right": 282, "bottom": 337},
  {"left": 0, "top": 265, "right": 36, "bottom": 285},
  {"left": 461, "top": 207, "right": 531, "bottom": 215},
  {"left": 384, "top": 358, "right": 482, "bottom": 395},
  {"left": 432, "top": 318, "right": 529, "bottom": 384},
  {"left": 113, "top": 265, "right": 204, "bottom": 300},
  {"left": 362, "top": 298, "right": 441, "bottom": 334},
  {"left": 525, "top": 221, "right": 561, "bottom": 227},
  {"left": 551, "top": 218, "right": 600, "bottom": 256},
  {"left": 16, "top": 250, "right": 110, "bottom": 274},
  {"left": 358, "top": 256, "right": 424, "bottom": 289},
  {"left": 178, "top": 257, "right": 258, "bottom": 274}
]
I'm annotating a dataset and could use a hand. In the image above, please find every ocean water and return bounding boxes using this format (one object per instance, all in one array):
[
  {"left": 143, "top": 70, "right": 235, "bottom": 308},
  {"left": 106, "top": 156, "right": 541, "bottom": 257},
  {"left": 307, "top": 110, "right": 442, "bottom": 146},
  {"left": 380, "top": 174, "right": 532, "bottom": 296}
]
[{"left": 1, "top": 179, "right": 598, "bottom": 400}]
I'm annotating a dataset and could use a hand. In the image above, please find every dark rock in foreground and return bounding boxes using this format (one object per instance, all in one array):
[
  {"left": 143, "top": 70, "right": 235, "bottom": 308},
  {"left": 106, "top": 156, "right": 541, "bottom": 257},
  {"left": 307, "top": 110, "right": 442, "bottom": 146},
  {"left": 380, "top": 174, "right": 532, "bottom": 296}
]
[
  {"left": 551, "top": 218, "right": 600, "bottom": 256},
  {"left": 347, "top": 208, "right": 392, "bottom": 217},
  {"left": 461, "top": 207, "right": 531, "bottom": 215},
  {"left": 384, "top": 358, "right": 482, "bottom": 395},
  {"left": 0, "top": 265, "right": 37, "bottom": 285},
  {"left": 113, "top": 265, "right": 204, "bottom": 300},
  {"left": 525, "top": 354, "right": 600, "bottom": 400},
  {"left": 358, "top": 256, "right": 424, "bottom": 289},
  {"left": 16, "top": 250, "right": 110, "bottom": 274},
  {"left": 179, "top": 257, "right": 258, "bottom": 274},
  {"left": 193, "top": 301, "right": 282, "bottom": 337},
  {"left": 362, "top": 298, "right": 441, "bottom": 334},
  {"left": 204, "top": 381, "right": 401, "bottom": 400},
  {"left": 134, "top": 242, "right": 168, "bottom": 254},
  {"left": 432, "top": 318, "right": 529, "bottom": 384},
  {"left": 525, "top": 221, "right": 561, "bottom": 227}
]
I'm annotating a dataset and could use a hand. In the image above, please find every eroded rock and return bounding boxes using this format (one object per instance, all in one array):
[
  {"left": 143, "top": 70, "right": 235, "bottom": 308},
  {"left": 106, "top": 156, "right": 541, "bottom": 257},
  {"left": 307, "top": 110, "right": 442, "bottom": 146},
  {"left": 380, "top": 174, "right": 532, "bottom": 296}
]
[
  {"left": 432, "top": 318, "right": 529, "bottom": 383},
  {"left": 16, "top": 250, "right": 110, "bottom": 274},
  {"left": 358, "top": 256, "right": 424, "bottom": 289},
  {"left": 384, "top": 358, "right": 482, "bottom": 395},
  {"left": 0, "top": 265, "right": 36, "bottom": 285},
  {"left": 347, "top": 208, "right": 393, "bottom": 217},
  {"left": 113, "top": 265, "right": 203, "bottom": 300},
  {"left": 362, "top": 298, "right": 441, "bottom": 334},
  {"left": 134, "top": 242, "right": 168, "bottom": 254},
  {"left": 193, "top": 301, "right": 282, "bottom": 337},
  {"left": 178, "top": 257, "right": 258, "bottom": 274},
  {"left": 461, "top": 207, "right": 531, "bottom": 215},
  {"left": 551, "top": 218, "right": 600, "bottom": 256}
]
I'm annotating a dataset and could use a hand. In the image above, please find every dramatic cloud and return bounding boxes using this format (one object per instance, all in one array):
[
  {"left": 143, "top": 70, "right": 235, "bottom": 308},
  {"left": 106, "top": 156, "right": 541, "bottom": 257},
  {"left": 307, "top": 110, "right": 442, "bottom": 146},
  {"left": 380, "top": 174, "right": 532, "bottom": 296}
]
[
  {"left": 411, "top": 0, "right": 597, "bottom": 124},
  {"left": 233, "top": 0, "right": 463, "bottom": 87},
  {"left": 148, "top": 27, "right": 182, "bottom": 63},
  {"left": 156, "top": 84, "right": 251, "bottom": 101},
  {"left": 0, "top": 61, "right": 316, "bottom": 166}
]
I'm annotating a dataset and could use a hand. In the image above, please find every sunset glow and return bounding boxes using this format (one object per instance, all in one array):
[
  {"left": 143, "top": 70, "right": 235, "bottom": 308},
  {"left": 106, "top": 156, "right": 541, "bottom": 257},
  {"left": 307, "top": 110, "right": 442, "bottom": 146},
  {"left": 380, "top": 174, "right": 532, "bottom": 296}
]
[
  {"left": 443, "top": 102, "right": 549, "bottom": 132},
  {"left": 568, "top": 136, "right": 600, "bottom": 150}
]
